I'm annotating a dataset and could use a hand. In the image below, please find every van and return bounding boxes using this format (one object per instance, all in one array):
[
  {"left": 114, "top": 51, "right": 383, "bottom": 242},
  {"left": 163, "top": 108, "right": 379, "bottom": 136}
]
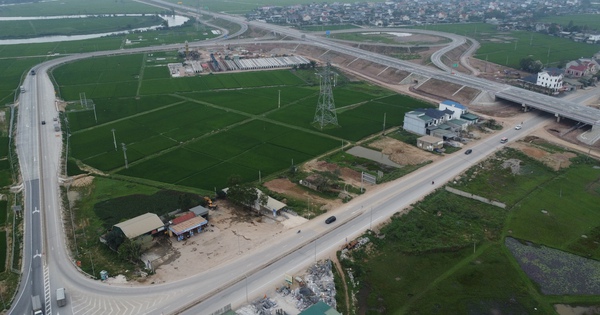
[
  {"left": 500, "top": 137, "right": 508, "bottom": 144},
  {"left": 56, "top": 288, "right": 66, "bottom": 307}
]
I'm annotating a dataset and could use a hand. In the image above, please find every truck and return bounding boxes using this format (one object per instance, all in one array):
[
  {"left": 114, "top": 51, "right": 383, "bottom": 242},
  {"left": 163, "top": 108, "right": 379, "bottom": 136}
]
[
  {"left": 31, "top": 295, "right": 43, "bottom": 315},
  {"left": 53, "top": 122, "right": 60, "bottom": 132},
  {"left": 56, "top": 288, "right": 66, "bottom": 307}
]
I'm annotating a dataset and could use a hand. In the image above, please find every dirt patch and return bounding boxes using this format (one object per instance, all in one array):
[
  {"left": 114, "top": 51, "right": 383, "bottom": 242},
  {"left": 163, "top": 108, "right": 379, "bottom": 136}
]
[
  {"left": 148, "top": 200, "right": 303, "bottom": 283},
  {"left": 71, "top": 175, "right": 93, "bottom": 187},
  {"left": 509, "top": 137, "right": 578, "bottom": 170},
  {"left": 302, "top": 160, "right": 362, "bottom": 188},
  {"left": 367, "top": 137, "right": 441, "bottom": 165}
]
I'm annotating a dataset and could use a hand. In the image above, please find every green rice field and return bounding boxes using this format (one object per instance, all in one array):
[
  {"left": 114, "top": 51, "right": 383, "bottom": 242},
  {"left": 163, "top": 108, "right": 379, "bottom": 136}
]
[
  {"left": 0, "top": 0, "right": 157, "bottom": 17},
  {"left": 0, "top": 16, "right": 162, "bottom": 39},
  {"left": 412, "top": 23, "right": 600, "bottom": 68},
  {"left": 56, "top": 54, "right": 429, "bottom": 191}
]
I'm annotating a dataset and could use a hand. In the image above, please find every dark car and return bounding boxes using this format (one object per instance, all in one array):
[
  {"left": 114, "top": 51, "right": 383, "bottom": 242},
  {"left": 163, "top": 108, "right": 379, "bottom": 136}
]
[
  {"left": 41, "top": 120, "right": 46, "bottom": 125},
  {"left": 30, "top": 69, "right": 36, "bottom": 75},
  {"left": 325, "top": 216, "right": 336, "bottom": 224},
  {"left": 464, "top": 149, "right": 472, "bottom": 155}
]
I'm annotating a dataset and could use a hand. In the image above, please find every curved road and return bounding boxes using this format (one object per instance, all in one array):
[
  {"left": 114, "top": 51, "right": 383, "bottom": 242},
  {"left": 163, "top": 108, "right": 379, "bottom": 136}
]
[{"left": 11, "top": 2, "right": 593, "bottom": 315}]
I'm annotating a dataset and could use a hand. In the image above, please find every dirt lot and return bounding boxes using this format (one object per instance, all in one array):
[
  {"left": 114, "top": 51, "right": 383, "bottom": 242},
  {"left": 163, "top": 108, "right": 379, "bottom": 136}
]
[{"left": 143, "top": 200, "right": 307, "bottom": 284}]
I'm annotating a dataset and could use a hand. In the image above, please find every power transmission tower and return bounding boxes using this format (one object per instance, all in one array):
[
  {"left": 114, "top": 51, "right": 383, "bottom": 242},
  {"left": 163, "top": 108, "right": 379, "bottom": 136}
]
[
  {"left": 196, "top": 0, "right": 201, "bottom": 31},
  {"left": 79, "top": 92, "right": 87, "bottom": 107},
  {"left": 313, "top": 62, "right": 339, "bottom": 129}
]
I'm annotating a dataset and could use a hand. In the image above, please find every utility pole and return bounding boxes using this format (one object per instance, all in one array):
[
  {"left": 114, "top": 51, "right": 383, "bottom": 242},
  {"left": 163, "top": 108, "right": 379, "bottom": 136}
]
[
  {"left": 278, "top": 90, "right": 281, "bottom": 108},
  {"left": 370, "top": 206, "right": 373, "bottom": 230},
  {"left": 245, "top": 274, "right": 248, "bottom": 302},
  {"left": 93, "top": 103, "right": 98, "bottom": 123},
  {"left": 64, "top": 134, "right": 70, "bottom": 175},
  {"left": 121, "top": 143, "right": 128, "bottom": 169},
  {"left": 484, "top": 54, "right": 488, "bottom": 73},
  {"left": 382, "top": 113, "right": 386, "bottom": 135},
  {"left": 111, "top": 129, "right": 117, "bottom": 151},
  {"left": 530, "top": 33, "right": 533, "bottom": 45},
  {"left": 259, "top": 170, "right": 261, "bottom": 183}
]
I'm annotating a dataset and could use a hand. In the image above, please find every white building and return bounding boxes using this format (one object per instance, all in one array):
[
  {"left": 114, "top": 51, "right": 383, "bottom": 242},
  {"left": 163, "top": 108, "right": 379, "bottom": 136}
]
[
  {"left": 438, "top": 100, "right": 467, "bottom": 120},
  {"left": 536, "top": 68, "right": 563, "bottom": 93},
  {"left": 403, "top": 108, "right": 453, "bottom": 136}
]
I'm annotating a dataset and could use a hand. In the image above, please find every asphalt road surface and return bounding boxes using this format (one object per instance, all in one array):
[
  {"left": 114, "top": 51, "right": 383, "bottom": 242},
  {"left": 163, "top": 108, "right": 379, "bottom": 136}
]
[{"left": 11, "top": 2, "right": 586, "bottom": 314}]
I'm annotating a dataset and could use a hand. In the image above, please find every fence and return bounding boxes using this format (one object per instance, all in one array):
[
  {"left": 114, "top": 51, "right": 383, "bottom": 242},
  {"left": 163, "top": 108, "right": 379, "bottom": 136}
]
[{"left": 445, "top": 186, "right": 506, "bottom": 209}]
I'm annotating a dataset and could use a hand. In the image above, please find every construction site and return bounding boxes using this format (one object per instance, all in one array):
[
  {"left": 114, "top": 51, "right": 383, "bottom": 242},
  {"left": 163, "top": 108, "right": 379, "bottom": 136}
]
[{"left": 167, "top": 41, "right": 312, "bottom": 77}]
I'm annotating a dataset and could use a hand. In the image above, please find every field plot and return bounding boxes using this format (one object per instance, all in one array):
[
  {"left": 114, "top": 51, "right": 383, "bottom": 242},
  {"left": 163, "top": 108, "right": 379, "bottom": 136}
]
[
  {"left": 67, "top": 95, "right": 181, "bottom": 131},
  {"left": 55, "top": 54, "right": 143, "bottom": 100},
  {"left": 407, "top": 245, "right": 537, "bottom": 314},
  {"left": 0, "top": 16, "right": 162, "bottom": 39},
  {"left": 185, "top": 86, "right": 318, "bottom": 115},
  {"left": 507, "top": 163, "right": 600, "bottom": 260},
  {"left": 61, "top": 62, "right": 427, "bottom": 191},
  {"left": 0, "top": 0, "right": 157, "bottom": 17},
  {"left": 268, "top": 91, "right": 426, "bottom": 141},
  {"left": 412, "top": 23, "right": 600, "bottom": 68},
  {"left": 117, "top": 120, "right": 339, "bottom": 190}
]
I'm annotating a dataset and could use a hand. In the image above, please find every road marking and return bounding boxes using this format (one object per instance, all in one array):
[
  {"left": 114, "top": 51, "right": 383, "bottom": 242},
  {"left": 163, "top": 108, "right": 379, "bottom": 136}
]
[{"left": 33, "top": 207, "right": 40, "bottom": 214}]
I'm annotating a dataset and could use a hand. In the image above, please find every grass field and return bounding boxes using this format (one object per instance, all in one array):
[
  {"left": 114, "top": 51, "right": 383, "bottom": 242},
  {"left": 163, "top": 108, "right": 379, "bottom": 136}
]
[
  {"left": 539, "top": 14, "right": 600, "bottom": 31},
  {"left": 412, "top": 23, "right": 600, "bottom": 68},
  {"left": 346, "top": 147, "right": 600, "bottom": 314},
  {"left": 0, "top": 0, "right": 158, "bottom": 16},
  {"left": 0, "top": 16, "right": 162, "bottom": 39},
  {"left": 56, "top": 55, "right": 427, "bottom": 192},
  {"left": 301, "top": 24, "right": 359, "bottom": 32},
  {"left": 332, "top": 32, "right": 451, "bottom": 46}
]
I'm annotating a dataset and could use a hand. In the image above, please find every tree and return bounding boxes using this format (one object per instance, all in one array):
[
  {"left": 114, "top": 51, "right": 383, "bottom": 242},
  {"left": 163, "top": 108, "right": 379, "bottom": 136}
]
[
  {"left": 519, "top": 57, "right": 543, "bottom": 73},
  {"left": 226, "top": 184, "right": 259, "bottom": 210},
  {"left": 117, "top": 239, "right": 142, "bottom": 262},
  {"left": 105, "top": 229, "right": 125, "bottom": 251}
]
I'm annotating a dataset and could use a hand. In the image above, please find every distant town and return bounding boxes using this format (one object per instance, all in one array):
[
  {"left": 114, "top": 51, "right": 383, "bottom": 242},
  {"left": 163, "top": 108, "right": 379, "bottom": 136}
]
[{"left": 247, "top": 0, "right": 599, "bottom": 41}]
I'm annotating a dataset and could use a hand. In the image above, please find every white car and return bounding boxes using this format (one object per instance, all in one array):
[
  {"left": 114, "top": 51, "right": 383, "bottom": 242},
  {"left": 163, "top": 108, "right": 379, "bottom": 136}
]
[{"left": 515, "top": 125, "right": 522, "bottom": 130}]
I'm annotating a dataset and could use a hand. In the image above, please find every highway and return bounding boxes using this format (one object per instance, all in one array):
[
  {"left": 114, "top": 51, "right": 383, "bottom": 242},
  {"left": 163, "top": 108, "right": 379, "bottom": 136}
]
[{"left": 10, "top": 1, "right": 598, "bottom": 314}]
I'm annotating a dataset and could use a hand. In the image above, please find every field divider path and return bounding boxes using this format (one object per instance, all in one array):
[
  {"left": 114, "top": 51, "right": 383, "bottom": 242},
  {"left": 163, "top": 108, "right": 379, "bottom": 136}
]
[
  {"left": 70, "top": 99, "right": 188, "bottom": 134},
  {"left": 136, "top": 52, "right": 147, "bottom": 97},
  {"left": 498, "top": 242, "right": 555, "bottom": 313},
  {"left": 174, "top": 94, "right": 348, "bottom": 142},
  {"left": 398, "top": 242, "right": 494, "bottom": 313}
]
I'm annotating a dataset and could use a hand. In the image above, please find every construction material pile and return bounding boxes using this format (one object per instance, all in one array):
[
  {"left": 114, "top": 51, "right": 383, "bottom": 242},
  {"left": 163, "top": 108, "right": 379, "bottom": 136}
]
[
  {"left": 236, "top": 297, "right": 287, "bottom": 315},
  {"left": 291, "top": 260, "right": 337, "bottom": 311}
]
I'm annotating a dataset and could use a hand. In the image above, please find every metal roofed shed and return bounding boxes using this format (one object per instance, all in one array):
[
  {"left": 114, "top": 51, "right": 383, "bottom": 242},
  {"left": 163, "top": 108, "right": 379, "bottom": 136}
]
[
  {"left": 190, "top": 205, "right": 209, "bottom": 218},
  {"left": 299, "top": 301, "right": 341, "bottom": 315},
  {"left": 169, "top": 216, "right": 208, "bottom": 240},
  {"left": 170, "top": 212, "right": 195, "bottom": 225},
  {"left": 113, "top": 213, "right": 164, "bottom": 239},
  {"left": 417, "top": 135, "right": 443, "bottom": 151}
]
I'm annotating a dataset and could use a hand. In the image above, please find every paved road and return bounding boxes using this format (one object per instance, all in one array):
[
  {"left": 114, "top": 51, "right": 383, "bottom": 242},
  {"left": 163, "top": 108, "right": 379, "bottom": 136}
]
[{"left": 11, "top": 1, "right": 598, "bottom": 314}]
